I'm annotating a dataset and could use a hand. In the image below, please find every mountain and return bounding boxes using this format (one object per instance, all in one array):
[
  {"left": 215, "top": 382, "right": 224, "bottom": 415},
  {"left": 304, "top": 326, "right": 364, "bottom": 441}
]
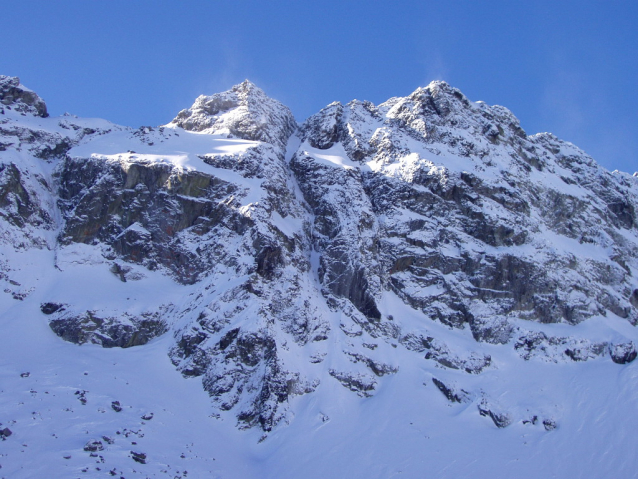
[{"left": 1, "top": 74, "right": 638, "bottom": 478}]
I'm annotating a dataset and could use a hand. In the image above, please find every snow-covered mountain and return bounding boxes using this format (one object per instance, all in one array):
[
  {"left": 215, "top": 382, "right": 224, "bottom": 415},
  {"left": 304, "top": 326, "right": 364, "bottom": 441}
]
[{"left": 1, "top": 74, "right": 638, "bottom": 478}]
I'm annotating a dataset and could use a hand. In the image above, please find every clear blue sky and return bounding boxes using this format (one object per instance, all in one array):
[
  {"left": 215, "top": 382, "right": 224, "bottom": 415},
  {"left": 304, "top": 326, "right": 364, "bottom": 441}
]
[{"left": 4, "top": 1, "right": 637, "bottom": 173}]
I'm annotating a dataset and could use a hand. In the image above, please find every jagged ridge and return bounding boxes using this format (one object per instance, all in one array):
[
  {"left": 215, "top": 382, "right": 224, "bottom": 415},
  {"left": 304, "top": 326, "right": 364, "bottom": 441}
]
[{"left": 0, "top": 75, "right": 637, "bottom": 440}]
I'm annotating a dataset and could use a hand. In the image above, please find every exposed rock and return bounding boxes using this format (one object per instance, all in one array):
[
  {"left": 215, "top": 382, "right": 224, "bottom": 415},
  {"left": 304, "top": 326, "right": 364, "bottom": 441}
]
[
  {"left": 543, "top": 418, "right": 558, "bottom": 431},
  {"left": 329, "top": 369, "right": 377, "bottom": 397},
  {"left": 432, "top": 378, "right": 470, "bottom": 403},
  {"left": 48, "top": 308, "right": 167, "bottom": 348},
  {"left": 74, "top": 390, "right": 88, "bottom": 405},
  {"left": 478, "top": 398, "right": 512, "bottom": 428},
  {"left": 131, "top": 451, "right": 147, "bottom": 464},
  {"left": 402, "top": 332, "right": 491, "bottom": 373},
  {"left": 40, "top": 302, "right": 65, "bottom": 315},
  {"left": 0, "top": 162, "right": 52, "bottom": 230},
  {"left": 609, "top": 342, "right": 637, "bottom": 364},
  {"left": 515, "top": 331, "right": 608, "bottom": 363},
  {"left": 0, "top": 76, "right": 48, "bottom": 117},
  {"left": 345, "top": 351, "right": 398, "bottom": 376},
  {"left": 83, "top": 440, "right": 104, "bottom": 452}
]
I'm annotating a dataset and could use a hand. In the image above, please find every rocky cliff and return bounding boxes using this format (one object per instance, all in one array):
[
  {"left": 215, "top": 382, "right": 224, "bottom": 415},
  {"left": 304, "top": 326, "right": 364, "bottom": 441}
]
[{"left": 1, "top": 74, "right": 637, "bottom": 436}]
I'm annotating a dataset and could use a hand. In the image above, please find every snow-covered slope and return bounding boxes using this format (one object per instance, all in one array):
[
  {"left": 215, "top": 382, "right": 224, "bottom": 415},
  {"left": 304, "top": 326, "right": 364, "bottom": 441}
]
[{"left": 1, "top": 74, "right": 638, "bottom": 478}]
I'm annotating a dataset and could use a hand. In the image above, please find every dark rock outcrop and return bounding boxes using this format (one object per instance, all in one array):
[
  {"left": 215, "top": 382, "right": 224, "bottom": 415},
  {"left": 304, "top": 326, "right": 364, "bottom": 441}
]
[
  {"left": 432, "top": 378, "right": 470, "bottom": 403},
  {"left": 0, "top": 75, "right": 48, "bottom": 117},
  {"left": 610, "top": 342, "right": 637, "bottom": 364},
  {"left": 48, "top": 308, "right": 167, "bottom": 348},
  {"left": 478, "top": 398, "right": 512, "bottom": 428}
]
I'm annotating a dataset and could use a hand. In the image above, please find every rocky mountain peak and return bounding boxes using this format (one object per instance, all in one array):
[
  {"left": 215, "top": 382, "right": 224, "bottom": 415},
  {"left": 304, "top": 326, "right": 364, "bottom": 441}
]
[
  {"left": 0, "top": 75, "right": 48, "bottom": 118},
  {"left": 1, "top": 75, "right": 638, "bottom": 477},
  {"left": 231, "top": 79, "right": 262, "bottom": 95},
  {"left": 166, "top": 80, "right": 297, "bottom": 150},
  {"left": 383, "top": 81, "right": 476, "bottom": 125}
]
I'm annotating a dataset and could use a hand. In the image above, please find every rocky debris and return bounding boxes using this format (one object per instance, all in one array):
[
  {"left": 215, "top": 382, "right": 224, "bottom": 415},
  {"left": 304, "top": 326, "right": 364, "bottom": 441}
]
[
  {"left": 111, "top": 401, "right": 122, "bottom": 412},
  {"left": 515, "top": 332, "right": 559, "bottom": 360},
  {"left": 109, "top": 262, "right": 144, "bottom": 282},
  {"left": 0, "top": 427, "right": 12, "bottom": 439},
  {"left": 329, "top": 369, "right": 377, "bottom": 397},
  {"left": 478, "top": 398, "right": 512, "bottom": 428},
  {"left": 431, "top": 378, "right": 470, "bottom": 403},
  {"left": 199, "top": 327, "right": 317, "bottom": 432},
  {"left": 564, "top": 343, "right": 607, "bottom": 362},
  {"left": 131, "top": 451, "right": 147, "bottom": 464},
  {"left": 543, "top": 418, "right": 558, "bottom": 431},
  {"left": 20, "top": 372, "right": 30, "bottom": 378},
  {"left": 102, "top": 435, "right": 115, "bottom": 445},
  {"left": 75, "top": 390, "right": 88, "bottom": 405},
  {"left": 0, "top": 76, "right": 48, "bottom": 117},
  {"left": 522, "top": 415, "right": 557, "bottom": 431},
  {"left": 426, "top": 346, "right": 491, "bottom": 374},
  {"left": 402, "top": 333, "right": 491, "bottom": 373},
  {"left": 83, "top": 440, "right": 104, "bottom": 452},
  {"left": 40, "top": 302, "right": 65, "bottom": 315},
  {"left": 141, "top": 413, "right": 153, "bottom": 421},
  {"left": 609, "top": 342, "right": 638, "bottom": 364},
  {"left": 515, "top": 331, "right": 611, "bottom": 363},
  {"left": 119, "top": 427, "right": 144, "bottom": 439},
  {"left": 345, "top": 351, "right": 398, "bottom": 376}
]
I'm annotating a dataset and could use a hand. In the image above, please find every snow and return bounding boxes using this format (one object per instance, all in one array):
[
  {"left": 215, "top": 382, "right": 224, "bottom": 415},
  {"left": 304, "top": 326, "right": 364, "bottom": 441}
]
[
  {"left": 66, "top": 128, "right": 268, "bottom": 207},
  {"left": 300, "top": 141, "right": 360, "bottom": 170},
  {"left": 69, "top": 130, "right": 257, "bottom": 174},
  {"left": 270, "top": 210, "right": 303, "bottom": 238}
]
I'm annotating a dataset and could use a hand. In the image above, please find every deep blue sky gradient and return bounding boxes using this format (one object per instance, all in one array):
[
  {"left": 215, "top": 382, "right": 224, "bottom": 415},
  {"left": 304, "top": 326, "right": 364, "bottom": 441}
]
[{"left": 4, "top": 0, "right": 637, "bottom": 173}]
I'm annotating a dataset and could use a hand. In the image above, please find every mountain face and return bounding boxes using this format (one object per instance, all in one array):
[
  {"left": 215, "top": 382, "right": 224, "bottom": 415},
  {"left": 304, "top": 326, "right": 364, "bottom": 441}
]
[{"left": 1, "top": 74, "right": 638, "bottom": 477}]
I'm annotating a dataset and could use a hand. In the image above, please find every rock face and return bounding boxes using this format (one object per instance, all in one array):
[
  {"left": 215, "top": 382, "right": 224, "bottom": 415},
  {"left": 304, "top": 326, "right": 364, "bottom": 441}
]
[
  {"left": 167, "top": 80, "right": 296, "bottom": 150},
  {"left": 47, "top": 306, "right": 168, "bottom": 348},
  {"left": 1, "top": 75, "right": 638, "bottom": 433},
  {"left": 295, "top": 84, "right": 637, "bottom": 344},
  {"left": 0, "top": 76, "right": 48, "bottom": 118}
]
